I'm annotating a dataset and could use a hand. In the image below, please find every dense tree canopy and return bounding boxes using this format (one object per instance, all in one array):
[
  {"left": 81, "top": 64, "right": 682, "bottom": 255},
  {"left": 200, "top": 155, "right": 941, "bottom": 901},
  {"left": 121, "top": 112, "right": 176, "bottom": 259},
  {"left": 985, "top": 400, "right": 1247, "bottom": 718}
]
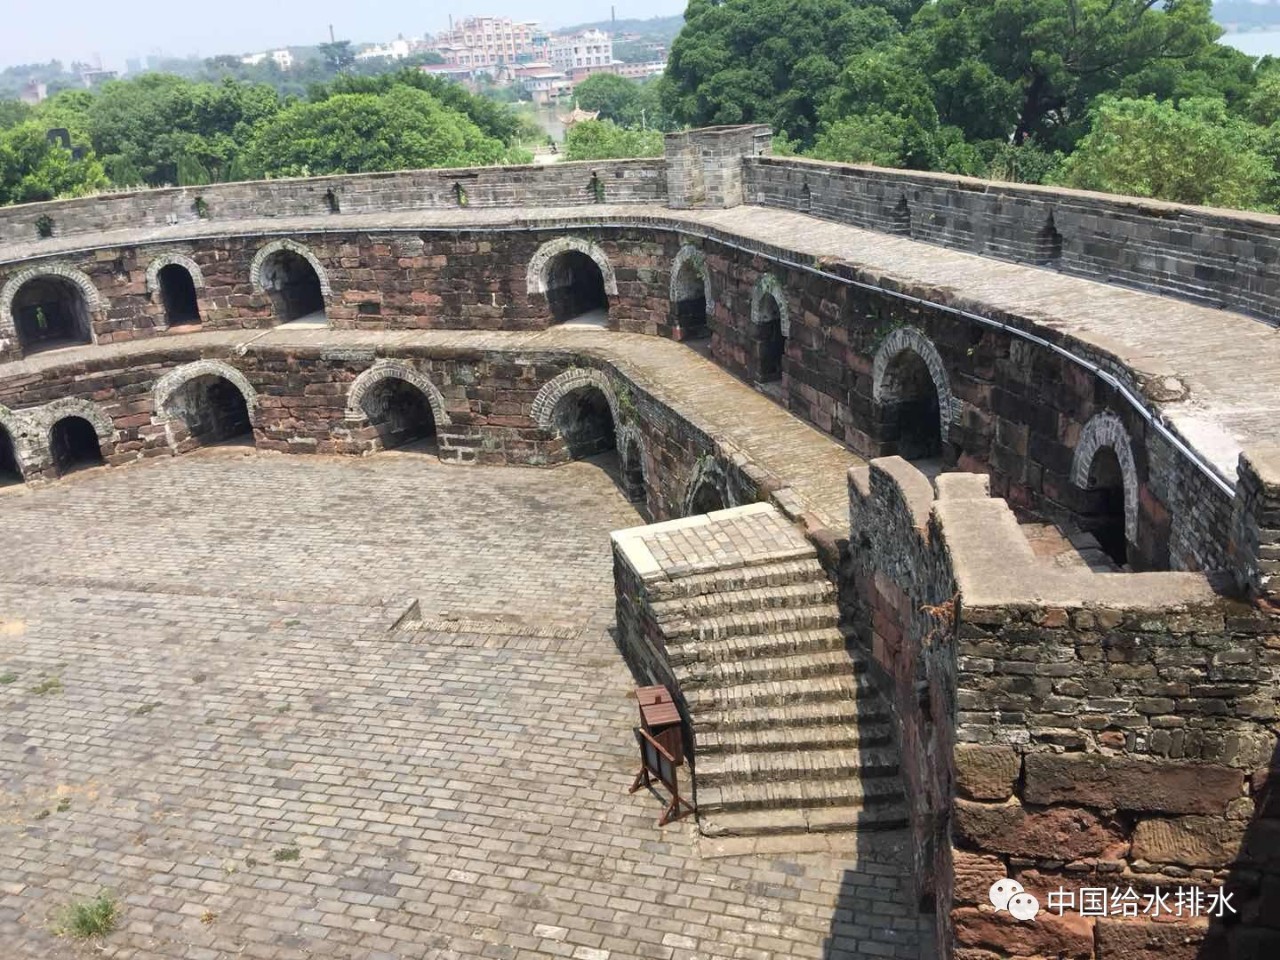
[
  {"left": 564, "top": 120, "right": 665, "bottom": 161},
  {"left": 242, "top": 86, "right": 512, "bottom": 178},
  {"left": 0, "top": 69, "right": 537, "bottom": 204}
]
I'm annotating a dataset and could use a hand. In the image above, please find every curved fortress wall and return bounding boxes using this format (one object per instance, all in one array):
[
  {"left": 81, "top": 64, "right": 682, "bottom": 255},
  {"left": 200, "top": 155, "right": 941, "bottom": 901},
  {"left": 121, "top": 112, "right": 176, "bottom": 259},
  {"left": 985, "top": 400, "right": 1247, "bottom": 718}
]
[{"left": 0, "top": 124, "right": 1277, "bottom": 960}]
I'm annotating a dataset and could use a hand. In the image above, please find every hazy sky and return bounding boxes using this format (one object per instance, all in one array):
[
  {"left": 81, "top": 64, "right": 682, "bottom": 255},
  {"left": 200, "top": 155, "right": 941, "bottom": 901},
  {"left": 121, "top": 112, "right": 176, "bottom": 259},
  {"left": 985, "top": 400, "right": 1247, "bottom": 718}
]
[{"left": 2, "top": 0, "right": 688, "bottom": 70}]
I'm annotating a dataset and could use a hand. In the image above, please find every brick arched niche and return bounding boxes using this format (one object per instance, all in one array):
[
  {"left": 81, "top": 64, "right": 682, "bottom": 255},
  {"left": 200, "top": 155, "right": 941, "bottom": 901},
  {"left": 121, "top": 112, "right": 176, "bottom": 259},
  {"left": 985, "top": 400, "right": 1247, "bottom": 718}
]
[
  {"left": 145, "top": 253, "right": 205, "bottom": 327},
  {"left": 153, "top": 360, "right": 259, "bottom": 451},
  {"left": 669, "top": 243, "right": 713, "bottom": 337},
  {"left": 0, "top": 263, "right": 101, "bottom": 356},
  {"left": 1071, "top": 410, "right": 1140, "bottom": 566},
  {"left": 526, "top": 237, "right": 618, "bottom": 325},
  {"left": 683, "top": 456, "right": 738, "bottom": 516},
  {"left": 750, "top": 274, "right": 788, "bottom": 382},
  {"left": 27, "top": 397, "right": 117, "bottom": 476},
  {"left": 345, "top": 361, "right": 451, "bottom": 453},
  {"left": 532, "top": 367, "right": 622, "bottom": 459},
  {"left": 250, "top": 239, "right": 330, "bottom": 325},
  {"left": 872, "top": 326, "right": 955, "bottom": 459}
]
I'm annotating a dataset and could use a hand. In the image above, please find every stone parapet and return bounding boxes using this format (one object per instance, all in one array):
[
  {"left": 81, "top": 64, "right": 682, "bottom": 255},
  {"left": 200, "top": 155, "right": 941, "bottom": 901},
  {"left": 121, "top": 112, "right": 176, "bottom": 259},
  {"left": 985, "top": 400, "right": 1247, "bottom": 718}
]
[{"left": 846, "top": 457, "right": 1280, "bottom": 960}]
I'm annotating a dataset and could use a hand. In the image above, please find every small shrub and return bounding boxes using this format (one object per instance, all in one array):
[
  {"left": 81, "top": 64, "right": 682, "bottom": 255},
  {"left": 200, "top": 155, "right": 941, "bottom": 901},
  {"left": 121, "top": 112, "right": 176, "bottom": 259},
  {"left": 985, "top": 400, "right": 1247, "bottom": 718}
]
[
  {"left": 35, "top": 215, "right": 54, "bottom": 239},
  {"left": 30, "top": 676, "right": 62, "bottom": 695},
  {"left": 54, "top": 892, "right": 119, "bottom": 939},
  {"left": 0, "top": 672, "right": 17, "bottom": 684},
  {"left": 273, "top": 845, "right": 300, "bottom": 862}
]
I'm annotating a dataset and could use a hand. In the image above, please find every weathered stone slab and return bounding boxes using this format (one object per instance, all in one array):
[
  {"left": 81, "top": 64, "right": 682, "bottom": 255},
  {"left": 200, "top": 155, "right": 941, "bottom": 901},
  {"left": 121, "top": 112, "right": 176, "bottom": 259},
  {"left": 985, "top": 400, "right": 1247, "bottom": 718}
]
[
  {"left": 1022, "top": 753, "right": 1243, "bottom": 814},
  {"left": 955, "top": 744, "right": 1020, "bottom": 801}
]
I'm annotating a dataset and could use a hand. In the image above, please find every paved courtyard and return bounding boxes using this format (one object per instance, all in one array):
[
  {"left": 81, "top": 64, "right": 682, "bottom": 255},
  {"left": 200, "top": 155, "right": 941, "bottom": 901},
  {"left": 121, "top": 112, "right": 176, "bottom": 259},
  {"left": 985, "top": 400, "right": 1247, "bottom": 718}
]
[{"left": 0, "top": 449, "right": 923, "bottom": 959}]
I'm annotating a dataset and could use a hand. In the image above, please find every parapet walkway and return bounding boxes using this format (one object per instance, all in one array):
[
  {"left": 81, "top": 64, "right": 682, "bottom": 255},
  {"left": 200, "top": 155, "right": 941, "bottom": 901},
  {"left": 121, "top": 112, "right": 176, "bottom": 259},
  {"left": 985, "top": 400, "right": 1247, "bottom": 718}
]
[
  {"left": 4, "top": 200, "right": 1278, "bottom": 481},
  {"left": 0, "top": 324, "right": 864, "bottom": 533}
]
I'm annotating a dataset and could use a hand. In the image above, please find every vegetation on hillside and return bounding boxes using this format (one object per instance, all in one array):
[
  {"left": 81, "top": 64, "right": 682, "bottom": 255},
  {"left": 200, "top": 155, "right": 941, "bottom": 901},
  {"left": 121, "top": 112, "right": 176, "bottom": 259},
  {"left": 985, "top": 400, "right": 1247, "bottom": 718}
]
[
  {"left": 664, "top": 0, "right": 1280, "bottom": 211},
  {"left": 0, "top": 69, "right": 538, "bottom": 203}
]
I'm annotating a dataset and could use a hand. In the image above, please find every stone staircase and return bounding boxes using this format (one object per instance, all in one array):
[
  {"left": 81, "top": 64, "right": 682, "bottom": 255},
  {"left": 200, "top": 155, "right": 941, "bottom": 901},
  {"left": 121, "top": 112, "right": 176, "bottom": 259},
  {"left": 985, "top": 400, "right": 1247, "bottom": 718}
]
[{"left": 648, "top": 555, "right": 907, "bottom": 838}]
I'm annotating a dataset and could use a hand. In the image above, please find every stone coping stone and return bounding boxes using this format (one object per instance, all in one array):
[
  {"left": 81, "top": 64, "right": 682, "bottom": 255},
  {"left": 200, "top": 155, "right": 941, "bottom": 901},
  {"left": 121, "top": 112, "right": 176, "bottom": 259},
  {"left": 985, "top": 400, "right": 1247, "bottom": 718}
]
[{"left": 611, "top": 503, "right": 814, "bottom": 583}]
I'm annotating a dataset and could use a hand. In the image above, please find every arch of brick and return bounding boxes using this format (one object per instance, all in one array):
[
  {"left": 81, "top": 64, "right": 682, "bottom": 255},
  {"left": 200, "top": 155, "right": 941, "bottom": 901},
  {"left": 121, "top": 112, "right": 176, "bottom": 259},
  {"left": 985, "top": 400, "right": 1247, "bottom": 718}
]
[
  {"left": 249, "top": 238, "right": 332, "bottom": 296},
  {"left": 1071, "top": 410, "right": 1140, "bottom": 543},
  {"left": 616, "top": 421, "right": 648, "bottom": 503},
  {"left": 0, "top": 403, "right": 40, "bottom": 477},
  {"left": 669, "top": 243, "right": 713, "bottom": 312},
  {"left": 145, "top": 253, "right": 206, "bottom": 295},
  {"left": 531, "top": 367, "right": 620, "bottom": 434},
  {"left": 345, "top": 361, "right": 451, "bottom": 427},
  {"left": 872, "top": 327, "right": 956, "bottom": 444},
  {"left": 525, "top": 237, "right": 619, "bottom": 297},
  {"left": 154, "top": 360, "right": 259, "bottom": 421},
  {"left": 750, "top": 273, "right": 789, "bottom": 337},
  {"left": 0, "top": 263, "right": 102, "bottom": 347},
  {"left": 682, "top": 456, "right": 738, "bottom": 516}
]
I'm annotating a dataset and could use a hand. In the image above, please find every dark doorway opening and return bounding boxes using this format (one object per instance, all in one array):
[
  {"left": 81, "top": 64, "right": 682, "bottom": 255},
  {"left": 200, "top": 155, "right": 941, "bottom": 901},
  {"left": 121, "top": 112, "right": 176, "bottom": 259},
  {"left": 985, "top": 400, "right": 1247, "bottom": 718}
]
[
  {"left": 12, "top": 276, "right": 93, "bottom": 355},
  {"left": 0, "top": 426, "right": 21, "bottom": 485},
  {"left": 689, "top": 478, "right": 727, "bottom": 515},
  {"left": 171, "top": 375, "right": 253, "bottom": 445},
  {"left": 1080, "top": 448, "right": 1128, "bottom": 567},
  {"left": 879, "top": 351, "right": 942, "bottom": 461},
  {"left": 672, "top": 260, "right": 708, "bottom": 338},
  {"left": 50, "top": 416, "right": 103, "bottom": 474},
  {"left": 361, "top": 379, "right": 438, "bottom": 452},
  {"left": 757, "top": 295, "right": 785, "bottom": 382},
  {"left": 158, "top": 264, "right": 201, "bottom": 326},
  {"left": 546, "top": 251, "right": 609, "bottom": 324},
  {"left": 260, "top": 251, "right": 325, "bottom": 323},
  {"left": 553, "top": 386, "right": 616, "bottom": 459}
]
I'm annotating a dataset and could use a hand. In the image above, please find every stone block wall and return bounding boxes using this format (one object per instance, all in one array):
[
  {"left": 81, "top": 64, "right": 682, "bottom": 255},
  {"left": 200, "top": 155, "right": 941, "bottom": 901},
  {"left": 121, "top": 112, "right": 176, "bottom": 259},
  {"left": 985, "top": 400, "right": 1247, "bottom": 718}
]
[
  {"left": 844, "top": 456, "right": 1280, "bottom": 960},
  {"left": 743, "top": 155, "right": 1280, "bottom": 326},
  {"left": 0, "top": 159, "right": 668, "bottom": 244},
  {"left": 0, "top": 227, "right": 675, "bottom": 363},
  {"left": 664, "top": 125, "right": 772, "bottom": 209},
  {"left": 702, "top": 237, "right": 1236, "bottom": 576}
]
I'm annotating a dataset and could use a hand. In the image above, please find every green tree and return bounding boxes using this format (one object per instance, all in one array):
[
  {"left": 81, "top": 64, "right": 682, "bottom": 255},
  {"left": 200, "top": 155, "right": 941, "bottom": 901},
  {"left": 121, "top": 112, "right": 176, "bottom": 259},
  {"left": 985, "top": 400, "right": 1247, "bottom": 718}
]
[
  {"left": 0, "top": 121, "right": 108, "bottom": 204},
  {"left": 573, "top": 74, "right": 643, "bottom": 125},
  {"left": 85, "top": 74, "right": 280, "bottom": 185},
  {"left": 903, "top": 0, "right": 1226, "bottom": 151},
  {"left": 563, "top": 119, "right": 664, "bottom": 160},
  {"left": 317, "top": 42, "right": 355, "bottom": 73},
  {"left": 0, "top": 99, "right": 30, "bottom": 130},
  {"left": 243, "top": 85, "right": 510, "bottom": 177},
  {"left": 664, "top": 0, "right": 906, "bottom": 145},
  {"left": 1059, "top": 96, "right": 1273, "bottom": 208}
]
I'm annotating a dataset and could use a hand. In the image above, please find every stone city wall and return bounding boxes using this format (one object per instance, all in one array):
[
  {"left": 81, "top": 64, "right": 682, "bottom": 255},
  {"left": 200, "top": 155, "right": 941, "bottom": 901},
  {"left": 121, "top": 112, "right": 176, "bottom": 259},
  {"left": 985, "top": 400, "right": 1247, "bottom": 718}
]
[
  {"left": 744, "top": 155, "right": 1280, "bottom": 326},
  {"left": 0, "top": 159, "right": 668, "bottom": 245},
  {"left": 844, "top": 457, "right": 1280, "bottom": 960},
  {"left": 703, "top": 239, "right": 1236, "bottom": 576}
]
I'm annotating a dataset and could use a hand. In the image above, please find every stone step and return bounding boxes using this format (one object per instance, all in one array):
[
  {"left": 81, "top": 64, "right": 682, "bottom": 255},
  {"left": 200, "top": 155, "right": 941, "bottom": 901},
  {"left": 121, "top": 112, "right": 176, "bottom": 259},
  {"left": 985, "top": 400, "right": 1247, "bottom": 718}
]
[
  {"left": 679, "top": 649, "right": 863, "bottom": 689},
  {"left": 668, "top": 627, "right": 850, "bottom": 668},
  {"left": 696, "top": 719, "right": 894, "bottom": 755},
  {"left": 695, "top": 772, "right": 905, "bottom": 815},
  {"left": 652, "top": 579, "right": 836, "bottom": 621},
  {"left": 698, "top": 695, "right": 892, "bottom": 733},
  {"left": 667, "top": 605, "right": 839, "bottom": 643},
  {"left": 647, "top": 558, "right": 825, "bottom": 601},
  {"left": 685, "top": 673, "right": 877, "bottom": 714},
  {"left": 698, "top": 802, "right": 910, "bottom": 838},
  {"left": 696, "top": 745, "right": 900, "bottom": 788}
]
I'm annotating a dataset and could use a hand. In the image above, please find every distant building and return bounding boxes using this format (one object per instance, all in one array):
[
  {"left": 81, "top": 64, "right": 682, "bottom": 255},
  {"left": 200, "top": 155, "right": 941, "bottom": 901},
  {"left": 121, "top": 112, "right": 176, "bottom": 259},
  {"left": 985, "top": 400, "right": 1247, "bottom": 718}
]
[
  {"left": 432, "top": 16, "right": 541, "bottom": 69},
  {"left": 19, "top": 81, "right": 47, "bottom": 105},
  {"left": 614, "top": 61, "right": 666, "bottom": 81},
  {"left": 79, "top": 68, "right": 118, "bottom": 88},
  {"left": 549, "top": 29, "right": 614, "bottom": 72},
  {"left": 241, "top": 49, "right": 293, "bottom": 70},
  {"left": 356, "top": 38, "right": 413, "bottom": 61}
]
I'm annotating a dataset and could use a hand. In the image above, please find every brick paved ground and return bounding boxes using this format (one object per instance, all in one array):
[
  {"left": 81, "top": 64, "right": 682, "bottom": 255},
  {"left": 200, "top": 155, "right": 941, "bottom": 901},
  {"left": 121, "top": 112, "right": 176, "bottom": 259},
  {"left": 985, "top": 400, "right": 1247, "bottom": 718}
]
[{"left": 0, "top": 450, "right": 925, "bottom": 959}]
